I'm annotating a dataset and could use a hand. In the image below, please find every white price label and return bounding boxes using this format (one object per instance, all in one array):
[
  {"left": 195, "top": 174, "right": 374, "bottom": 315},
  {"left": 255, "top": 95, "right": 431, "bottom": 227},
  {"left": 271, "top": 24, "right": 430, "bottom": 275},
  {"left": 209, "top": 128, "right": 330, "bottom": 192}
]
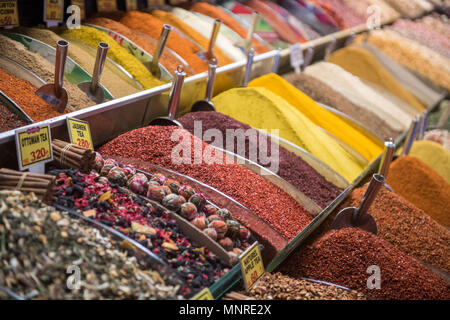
[{"left": 290, "top": 43, "right": 303, "bottom": 74}]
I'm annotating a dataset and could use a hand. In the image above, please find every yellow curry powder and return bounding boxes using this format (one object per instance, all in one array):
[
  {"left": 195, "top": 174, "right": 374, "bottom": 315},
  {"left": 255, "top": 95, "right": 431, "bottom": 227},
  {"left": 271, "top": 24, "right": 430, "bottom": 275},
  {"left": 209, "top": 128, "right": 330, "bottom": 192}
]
[
  {"left": 62, "top": 26, "right": 164, "bottom": 90},
  {"left": 409, "top": 140, "right": 450, "bottom": 184},
  {"left": 212, "top": 87, "right": 365, "bottom": 182},
  {"left": 249, "top": 74, "right": 383, "bottom": 162},
  {"left": 151, "top": 10, "right": 234, "bottom": 67},
  {"left": 328, "top": 46, "right": 426, "bottom": 112}
]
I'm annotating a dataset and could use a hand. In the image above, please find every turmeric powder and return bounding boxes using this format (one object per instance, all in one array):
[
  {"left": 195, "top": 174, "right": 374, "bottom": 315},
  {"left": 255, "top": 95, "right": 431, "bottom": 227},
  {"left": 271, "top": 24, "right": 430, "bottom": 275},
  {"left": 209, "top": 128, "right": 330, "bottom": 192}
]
[{"left": 409, "top": 140, "right": 450, "bottom": 184}]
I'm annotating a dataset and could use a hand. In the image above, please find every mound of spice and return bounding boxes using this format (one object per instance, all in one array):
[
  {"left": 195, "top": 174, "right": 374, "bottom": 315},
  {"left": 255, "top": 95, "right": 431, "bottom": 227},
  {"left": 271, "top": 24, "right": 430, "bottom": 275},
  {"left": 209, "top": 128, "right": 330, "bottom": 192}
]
[
  {"left": 50, "top": 168, "right": 230, "bottom": 297},
  {"left": 178, "top": 111, "right": 342, "bottom": 208},
  {"left": 0, "top": 190, "right": 182, "bottom": 300},
  {"left": 0, "top": 34, "right": 94, "bottom": 111},
  {"left": 409, "top": 140, "right": 450, "bottom": 184},
  {"left": 120, "top": 11, "right": 208, "bottom": 73},
  {"left": 283, "top": 72, "right": 399, "bottom": 140},
  {"left": 62, "top": 26, "right": 164, "bottom": 90},
  {"left": 0, "top": 68, "right": 66, "bottom": 121},
  {"left": 0, "top": 101, "right": 27, "bottom": 132},
  {"left": 279, "top": 228, "right": 450, "bottom": 300},
  {"left": 340, "top": 186, "right": 450, "bottom": 273},
  {"left": 387, "top": 155, "right": 450, "bottom": 227},
  {"left": 242, "top": 272, "right": 366, "bottom": 300},
  {"left": 85, "top": 18, "right": 194, "bottom": 76},
  {"left": 99, "top": 126, "right": 313, "bottom": 248}
]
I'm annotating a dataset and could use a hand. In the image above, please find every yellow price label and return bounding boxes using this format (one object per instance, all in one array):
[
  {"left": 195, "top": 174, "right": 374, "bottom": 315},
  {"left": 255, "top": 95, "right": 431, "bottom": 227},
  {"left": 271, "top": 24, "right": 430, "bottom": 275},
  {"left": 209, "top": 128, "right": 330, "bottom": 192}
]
[
  {"left": 125, "top": 0, "right": 138, "bottom": 11},
  {"left": 191, "top": 287, "right": 214, "bottom": 300},
  {"left": 67, "top": 118, "right": 93, "bottom": 150},
  {"left": 71, "top": 0, "right": 85, "bottom": 20},
  {"left": 239, "top": 242, "right": 264, "bottom": 291},
  {"left": 15, "top": 125, "right": 53, "bottom": 170},
  {"left": 97, "top": 0, "right": 117, "bottom": 12},
  {"left": 44, "top": 0, "right": 64, "bottom": 22},
  {"left": 147, "top": 0, "right": 165, "bottom": 7},
  {"left": 0, "top": 0, "right": 19, "bottom": 27}
]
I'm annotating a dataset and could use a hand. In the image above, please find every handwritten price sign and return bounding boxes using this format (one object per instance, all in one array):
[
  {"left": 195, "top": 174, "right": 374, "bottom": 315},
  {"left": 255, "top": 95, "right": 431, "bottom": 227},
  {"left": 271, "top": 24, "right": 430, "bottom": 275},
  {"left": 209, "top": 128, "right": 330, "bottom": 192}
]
[
  {"left": 44, "top": 0, "right": 63, "bottom": 22},
  {"left": 66, "top": 117, "right": 93, "bottom": 150},
  {"left": 96, "top": 0, "right": 117, "bottom": 12},
  {"left": 15, "top": 125, "right": 53, "bottom": 170},
  {"left": 0, "top": 0, "right": 19, "bottom": 27},
  {"left": 239, "top": 241, "right": 265, "bottom": 291}
]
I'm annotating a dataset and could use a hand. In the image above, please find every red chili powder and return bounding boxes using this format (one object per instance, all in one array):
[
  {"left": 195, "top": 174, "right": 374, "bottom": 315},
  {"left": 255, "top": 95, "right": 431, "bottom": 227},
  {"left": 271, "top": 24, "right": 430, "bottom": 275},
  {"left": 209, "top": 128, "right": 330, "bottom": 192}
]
[
  {"left": 387, "top": 155, "right": 450, "bottom": 228},
  {"left": 99, "top": 126, "right": 313, "bottom": 244},
  {"left": 0, "top": 68, "right": 67, "bottom": 122},
  {"left": 278, "top": 228, "right": 450, "bottom": 300}
]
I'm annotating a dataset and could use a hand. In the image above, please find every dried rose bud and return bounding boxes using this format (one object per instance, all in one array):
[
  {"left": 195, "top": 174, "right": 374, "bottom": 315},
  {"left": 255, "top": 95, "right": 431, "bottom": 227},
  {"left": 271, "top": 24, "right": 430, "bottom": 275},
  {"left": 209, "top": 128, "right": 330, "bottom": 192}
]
[
  {"left": 226, "top": 220, "right": 241, "bottom": 238},
  {"left": 191, "top": 216, "right": 208, "bottom": 230},
  {"left": 203, "top": 227, "right": 217, "bottom": 241},
  {"left": 178, "top": 185, "right": 195, "bottom": 200},
  {"left": 162, "top": 194, "right": 186, "bottom": 212},
  {"left": 128, "top": 173, "right": 148, "bottom": 194},
  {"left": 106, "top": 168, "right": 128, "bottom": 186},
  {"left": 209, "top": 220, "right": 228, "bottom": 239},
  {"left": 180, "top": 202, "right": 198, "bottom": 221},
  {"left": 93, "top": 152, "right": 104, "bottom": 172},
  {"left": 165, "top": 179, "right": 181, "bottom": 193},
  {"left": 99, "top": 164, "right": 115, "bottom": 176},
  {"left": 219, "top": 237, "right": 233, "bottom": 251},
  {"left": 216, "top": 208, "right": 232, "bottom": 221},
  {"left": 207, "top": 215, "right": 223, "bottom": 224},
  {"left": 147, "top": 185, "right": 171, "bottom": 202},
  {"left": 122, "top": 165, "right": 136, "bottom": 177},
  {"left": 188, "top": 193, "right": 206, "bottom": 211},
  {"left": 150, "top": 173, "right": 167, "bottom": 185},
  {"left": 203, "top": 204, "right": 217, "bottom": 217}
]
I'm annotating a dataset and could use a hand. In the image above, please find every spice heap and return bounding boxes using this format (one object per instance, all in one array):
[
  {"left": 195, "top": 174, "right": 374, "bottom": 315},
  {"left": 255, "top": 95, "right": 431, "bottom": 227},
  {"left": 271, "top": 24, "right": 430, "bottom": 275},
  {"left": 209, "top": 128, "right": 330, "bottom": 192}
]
[
  {"left": 279, "top": 228, "right": 450, "bottom": 300},
  {"left": 0, "top": 101, "right": 27, "bottom": 133},
  {"left": 93, "top": 154, "right": 253, "bottom": 257},
  {"left": 99, "top": 126, "right": 313, "bottom": 251},
  {"left": 242, "top": 272, "right": 366, "bottom": 300},
  {"left": 283, "top": 72, "right": 400, "bottom": 140},
  {"left": 0, "top": 190, "right": 182, "bottom": 300},
  {"left": 50, "top": 168, "right": 230, "bottom": 297},
  {"left": 178, "top": 111, "right": 343, "bottom": 208},
  {"left": 339, "top": 186, "right": 450, "bottom": 273},
  {"left": 62, "top": 26, "right": 164, "bottom": 90},
  {"left": 120, "top": 11, "right": 208, "bottom": 73},
  {"left": 0, "top": 68, "right": 66, "bottom": 122},
  {"left": 249, "top": 73, "right": 384, "bottom": 162},
  {"left": 386, "top": 155, "right": 450, "bottom": 227},
  {"left": 0, "top": 34, "right": 94, "bottom": 111},
  {"left": 211, "top": 86, "right": 365, "bottom": 182},
  {"left": 85, "top": 17, "right": 194, "bottom": 76},
  {"left": 408, "top": 140, "right": 450, "bottom": 184},
  {"left": 14, "top": 27, "right": 139, "bottom": 97}
]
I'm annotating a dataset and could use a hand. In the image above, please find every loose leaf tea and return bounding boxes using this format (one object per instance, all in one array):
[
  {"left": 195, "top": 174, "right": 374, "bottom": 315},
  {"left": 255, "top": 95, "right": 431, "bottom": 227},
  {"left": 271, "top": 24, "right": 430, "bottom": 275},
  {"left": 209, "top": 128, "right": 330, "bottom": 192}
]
[
  {"left": 0, "top": 190, "right": 182, "bottom": 300},
  {"left": 0, "top": 101, "right": 27, "bottom": 133}
]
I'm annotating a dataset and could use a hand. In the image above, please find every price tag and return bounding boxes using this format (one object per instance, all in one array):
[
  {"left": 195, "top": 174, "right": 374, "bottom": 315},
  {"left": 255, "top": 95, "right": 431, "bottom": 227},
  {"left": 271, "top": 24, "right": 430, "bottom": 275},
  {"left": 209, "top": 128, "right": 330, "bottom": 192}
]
[
  {"left": 191, "top": 287, "right": 214, "bottom": 300},
  {"left": 71, "top": 0, "right": 85, "bottom": 20},
  {"left": 239, "top": 241, "right": 264, "bottom": 291},
  {"left": 43, "top": 0, "right": 63, "bottom": 23},
  {"left": 125, "top": 0, "right": 137, "bottom": 11},
  {"left": 290, "top": 43, "right": 303, "bottom": 74},
  {"left": 66, "top": 117, "right": 93, "bottom": 150},
  {"left": 0, "top": 0, "right": 19, "bottom": 28},
  {"left": 147, "top": 0, "right": 165, "bottom": 7},
  {"left": 96, "top": 0, "right": 117, "bottom": 12},
  {"left": 15, "top": 125, "right": 53, "bottom": 171}
]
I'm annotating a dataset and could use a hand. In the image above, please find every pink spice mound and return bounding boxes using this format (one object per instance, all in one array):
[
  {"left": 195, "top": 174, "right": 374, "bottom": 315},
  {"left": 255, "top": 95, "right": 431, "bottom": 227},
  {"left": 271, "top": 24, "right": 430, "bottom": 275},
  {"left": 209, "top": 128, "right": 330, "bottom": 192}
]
[
  {"left": 99, "top": 126, "right": 313, "bottom": 244},
  {"left": 278, "top": 228, "right": 450, "bottom": 300}
]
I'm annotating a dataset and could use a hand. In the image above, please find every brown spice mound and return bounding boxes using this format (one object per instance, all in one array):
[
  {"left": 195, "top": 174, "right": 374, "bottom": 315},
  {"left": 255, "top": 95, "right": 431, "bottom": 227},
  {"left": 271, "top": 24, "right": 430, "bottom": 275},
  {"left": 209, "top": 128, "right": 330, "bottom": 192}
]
[
  {"left": 279, "top": 228, "right": 450, "bottom": 300},
  {"left": 0, "top": 68, "right": 67, "bottom": 122},
  {"left": 387, "top": 155, "right": 450, "bottom": 228},
  {"left": 341, "top": 186, "right": 450, "bottom": 273},
  {"left": 0, "top": 101, "right": 27, "bottom": 132},
  {"left": 244, "top": 272, "right": 366, "bottom": 300},
  {"left": 283, "top": 72, "right": 401, "bottom": 140}
]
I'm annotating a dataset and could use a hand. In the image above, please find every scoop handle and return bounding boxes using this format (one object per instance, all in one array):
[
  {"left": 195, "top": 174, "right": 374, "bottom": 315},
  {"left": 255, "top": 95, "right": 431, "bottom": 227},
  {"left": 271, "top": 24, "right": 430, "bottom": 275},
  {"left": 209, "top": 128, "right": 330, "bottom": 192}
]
[
  {"left": 205, "top": 59, "right": 217, "bottom": 101},
  {"left": 207, "top": 19, "right": 221, "bottom": 60},
  {"left": 245, "top": 11, "right": 259, "bottom": 52},
  {"left": 378, "top": 138, "right": 395, "bottom": 178},
  {"left": 167, "top": 66, "right": 186, "bottom": 120},
  {"left": 272, "top": 48, "right": 281, "bottom": 73},
  {"left": 91, "top": 42, "right": 109, "bottom": 92},
  {"left": 354, "top": 174, "right": 385, "bottom": 221},
  {"left": 403, "top": 115, "right": 420, "bottom": 155},
  {"left": 242, "top": 48, "right": 255, "bottom": 87},
  {"left": 55, "top": 40, "right": 68, "bottom": 97},
  {"left": 151, "top": 25, "right": 171, "bottom": 77}
]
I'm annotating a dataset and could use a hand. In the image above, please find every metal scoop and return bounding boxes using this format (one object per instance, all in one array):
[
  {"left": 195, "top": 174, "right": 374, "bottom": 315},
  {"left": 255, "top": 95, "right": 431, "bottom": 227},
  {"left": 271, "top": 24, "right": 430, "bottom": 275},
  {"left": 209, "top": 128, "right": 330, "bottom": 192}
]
[
  {"left": 148, "top": 65, "right": 186, "bottom": 127},
  {"left": 150, "top": 24, "right": 172, "bottom": 79},
  {"left": 190, "top": 58, "right": 218, "bottom": 112},
  {"left": 331, "top": 174, "right": 385, "bottom": 235},
  {"left": 244, "top": 11, "right": 259, "bottom": 52},
  {"left": 78, "top": 42, "right": 109, "bottom": 104},
  {"left": 35, "top": 40, "right": 68, "bottom": 113},
  {"left": 242, "top": 48, "right": 255, "bottom": 87},
  {"left": 402, "top": 115, "right": 420, "bottom": 155},
  {"left": 198, "top": 19, "right": 221, "bottom": 63},
  {"left": 378, "top": 138, "right": 395, "bottom": 192}
]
